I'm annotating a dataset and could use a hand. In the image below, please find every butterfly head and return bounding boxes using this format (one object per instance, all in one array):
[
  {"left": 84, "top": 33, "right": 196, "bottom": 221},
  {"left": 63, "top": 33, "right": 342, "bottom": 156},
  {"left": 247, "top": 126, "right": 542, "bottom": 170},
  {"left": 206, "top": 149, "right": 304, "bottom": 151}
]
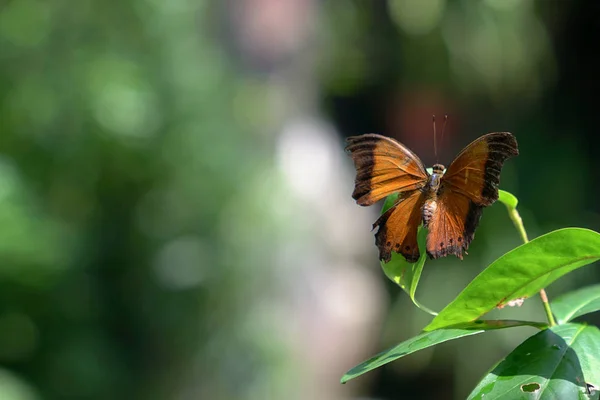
[
  {"left": 427, "top": 163, "right": 446, "bottom": 193},
  {"left": 431, "top": 164, "right": 445, "bottom": 174}
]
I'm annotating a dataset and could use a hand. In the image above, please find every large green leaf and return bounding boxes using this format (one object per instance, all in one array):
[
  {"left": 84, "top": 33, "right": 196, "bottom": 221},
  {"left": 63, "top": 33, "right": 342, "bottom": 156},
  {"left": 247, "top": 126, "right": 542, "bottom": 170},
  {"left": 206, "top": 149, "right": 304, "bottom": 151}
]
[
  {"left": 469, "top": 323, "right": 600, "bottom": 399},
  {"left": 552, "top": 284, "right": 600, "bottom": 325},
  {"left": 380, "top": 194, "right": 436, "bottom": 316},
  {"left": 341, "top": 320, "right": 545, "bottom": 384},
  {"left": 424, "top": 228, "right": 600, "bottom": 331}
]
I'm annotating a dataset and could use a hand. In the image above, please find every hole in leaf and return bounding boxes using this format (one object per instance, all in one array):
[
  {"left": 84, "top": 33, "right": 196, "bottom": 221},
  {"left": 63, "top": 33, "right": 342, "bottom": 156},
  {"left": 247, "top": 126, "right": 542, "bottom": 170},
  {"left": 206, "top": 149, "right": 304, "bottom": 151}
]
[
  {"left": 587, "top": 383, "right": 599, "bottom": 396},
  {"left": 521, "top": 383, "right": 541, "bottom": 393}
]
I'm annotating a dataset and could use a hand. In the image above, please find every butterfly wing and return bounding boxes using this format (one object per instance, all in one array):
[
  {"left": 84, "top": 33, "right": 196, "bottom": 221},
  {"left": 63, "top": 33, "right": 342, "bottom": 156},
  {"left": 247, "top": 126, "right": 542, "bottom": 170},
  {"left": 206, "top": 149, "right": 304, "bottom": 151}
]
[
  {"left": 426, "top": 132, "right": 519, "bottom": 259},
  {"left": 345, "top": 134, "right": 428, "bottom": 206},
  {"left": 374, "top": 190, "right": 426, "bottom": 263}
]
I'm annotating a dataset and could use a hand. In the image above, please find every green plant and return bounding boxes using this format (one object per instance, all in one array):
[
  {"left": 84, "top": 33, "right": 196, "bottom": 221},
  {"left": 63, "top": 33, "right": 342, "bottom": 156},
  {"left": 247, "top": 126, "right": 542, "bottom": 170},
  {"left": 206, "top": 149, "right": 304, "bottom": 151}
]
[{"left": 341, "top": 189, "right": 600, "bottom": 399}]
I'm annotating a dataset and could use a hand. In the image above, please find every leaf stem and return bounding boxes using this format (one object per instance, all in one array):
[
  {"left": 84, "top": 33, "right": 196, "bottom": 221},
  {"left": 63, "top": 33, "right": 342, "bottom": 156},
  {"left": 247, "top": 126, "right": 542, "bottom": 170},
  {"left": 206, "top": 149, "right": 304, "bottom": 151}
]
[
  {"left": 507, "top": 207, "right": 557, "bottom": 327},
  {"left": 508, "top": 208, "right": 529, "bottom": 243}
]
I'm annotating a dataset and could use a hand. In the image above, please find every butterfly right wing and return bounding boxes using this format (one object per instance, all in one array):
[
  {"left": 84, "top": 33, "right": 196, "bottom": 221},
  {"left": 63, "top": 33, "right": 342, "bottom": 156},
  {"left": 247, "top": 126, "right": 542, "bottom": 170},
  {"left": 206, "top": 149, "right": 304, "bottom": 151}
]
[
  {"left": 345, "top": 134, "right": 429, "bottom": 206},
  {"left": 440, "top": 132, "right": 518, "bottom": 206},
  {"left": 373, "top": 190, "right": 426, "bottom": 263},
  {"left": 425, "top": 132, "right": 518, "bottom": 259}
]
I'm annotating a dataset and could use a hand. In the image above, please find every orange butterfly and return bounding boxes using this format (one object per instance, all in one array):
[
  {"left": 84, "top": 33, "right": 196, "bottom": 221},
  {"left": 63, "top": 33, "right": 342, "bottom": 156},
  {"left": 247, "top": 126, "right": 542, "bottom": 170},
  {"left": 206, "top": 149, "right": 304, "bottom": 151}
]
[{"left": 346, "top": 132, "right": 519, "bottom": 263}]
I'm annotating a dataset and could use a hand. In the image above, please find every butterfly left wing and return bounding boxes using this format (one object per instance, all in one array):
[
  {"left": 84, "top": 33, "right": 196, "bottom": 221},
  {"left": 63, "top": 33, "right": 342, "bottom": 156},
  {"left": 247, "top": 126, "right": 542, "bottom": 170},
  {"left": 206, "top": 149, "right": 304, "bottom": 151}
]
[
  {"left": 426, "top": 132, "right": 519, "bottom": 259},
  {"left": 373, "top": 190, "right": 425, "bottom": 263},
  {"left": 345, "top": 134, "right": 428, "bottom": 206}
]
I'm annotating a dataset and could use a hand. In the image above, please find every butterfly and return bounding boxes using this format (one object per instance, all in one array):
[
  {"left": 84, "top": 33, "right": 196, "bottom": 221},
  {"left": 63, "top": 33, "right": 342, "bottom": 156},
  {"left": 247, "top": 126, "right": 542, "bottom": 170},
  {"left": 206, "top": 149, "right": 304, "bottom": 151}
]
[{"left": 345, "top": 132, "right": 519, "bottom": 263}]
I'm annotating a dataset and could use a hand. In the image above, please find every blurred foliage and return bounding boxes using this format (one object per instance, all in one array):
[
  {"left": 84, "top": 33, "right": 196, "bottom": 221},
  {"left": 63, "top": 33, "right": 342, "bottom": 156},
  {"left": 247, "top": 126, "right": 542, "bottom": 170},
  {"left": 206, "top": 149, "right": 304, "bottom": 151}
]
[
  {"left": 0, "top": 0, "right": 598, "bottom": 399},
  {"left": 0, "top": 0, "right": 274, "bottom": 399}
]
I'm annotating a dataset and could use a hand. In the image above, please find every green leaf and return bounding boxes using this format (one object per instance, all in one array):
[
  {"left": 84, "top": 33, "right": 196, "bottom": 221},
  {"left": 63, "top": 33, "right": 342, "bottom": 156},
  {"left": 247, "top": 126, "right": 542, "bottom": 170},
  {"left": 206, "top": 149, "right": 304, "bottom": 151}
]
[
  {"left": 341, "top": 320, "right": 545, "bottom": 384},
  {"left": 500, "top": 189, "right": 529, "bottom": 246},
  {"left": 380, "top": 194, "right": 436, "bottom": 316},
  {"left": 468, "top": 323, "right": 600, "bottom": 400},
  {"left": 498, "top": 189, "right": 518, "bottom": 210},
  {"left": 381, "top": 193, "right": 399, "bottom": 214},
  {"left": 552, "top": 284, "right": 600, "bottom": 325},
  {"left": 424, "top": 228, "right": 600, "bottom": 331},
  {"left": 381, "top": 226, "right": 437, "bottom": 315}
]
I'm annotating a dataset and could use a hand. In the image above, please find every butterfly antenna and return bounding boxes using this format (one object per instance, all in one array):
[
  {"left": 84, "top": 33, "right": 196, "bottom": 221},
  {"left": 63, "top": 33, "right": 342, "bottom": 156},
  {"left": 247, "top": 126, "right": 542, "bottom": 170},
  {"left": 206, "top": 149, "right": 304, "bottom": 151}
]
[
  {"left": 441, "top": 114, "right": 448, "bottom": 156},
  {"left": 432, "top": 115, "right": 438, "bottom": 162}
]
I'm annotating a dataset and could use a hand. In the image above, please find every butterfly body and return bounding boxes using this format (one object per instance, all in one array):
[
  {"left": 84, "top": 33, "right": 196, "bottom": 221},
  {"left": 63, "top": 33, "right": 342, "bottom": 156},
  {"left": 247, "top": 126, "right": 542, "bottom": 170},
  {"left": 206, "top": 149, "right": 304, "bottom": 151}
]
[
  {"left": 346, "top": 132, "right": 518, "bottom": 263},
  {"left": 426, "top": 163, "right": 445, "bottom": 191}
]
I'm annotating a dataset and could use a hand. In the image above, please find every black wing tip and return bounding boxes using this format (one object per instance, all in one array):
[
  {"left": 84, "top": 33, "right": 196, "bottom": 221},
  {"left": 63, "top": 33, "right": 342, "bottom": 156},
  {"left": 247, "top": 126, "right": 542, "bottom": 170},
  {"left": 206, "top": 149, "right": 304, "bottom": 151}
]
[
  {"left": 463, "top": 202, "right": 483, "bottom": 241},
  {"left": 426, "top": 245, "right": 466, "bottom": 260},
  {"left": 379, "top": 250, "right": 392, "bottom": 263},
  {"left": 375, "top": 228, "right": 392, "bottom": 263},
  {"left": 345, "top": 136, "right": 358, "bottom": 145},
  {"left": 346, "top": 133, "right": 400, "bottom": 149},
  {"left": 379, "top": 249, "right": 420, "bottom": 264},
  {"left": 483, "top": 131, "right": 517, "bottom": 140},
  {"left": 345, "top": 134, "right": 382, "bottom": 152},
  {"left": 402, "top": 252, "right": 420, "bottom": 263},
  {"left": 351, "top": 190, "right": 371, "bottom": 206},
  {"left": 485, "top": 132, "right": 519, "bottom": 156},
  {"left": 346, "top": 133, "right": 386, "bottom": 141}
]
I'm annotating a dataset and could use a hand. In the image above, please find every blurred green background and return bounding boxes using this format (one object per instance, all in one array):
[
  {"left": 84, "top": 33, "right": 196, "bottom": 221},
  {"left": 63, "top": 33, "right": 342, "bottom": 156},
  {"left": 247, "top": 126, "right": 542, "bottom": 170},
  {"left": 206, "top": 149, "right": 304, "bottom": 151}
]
[{"left": 0, "top": 0, "right": 599, "bottom": 399}]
